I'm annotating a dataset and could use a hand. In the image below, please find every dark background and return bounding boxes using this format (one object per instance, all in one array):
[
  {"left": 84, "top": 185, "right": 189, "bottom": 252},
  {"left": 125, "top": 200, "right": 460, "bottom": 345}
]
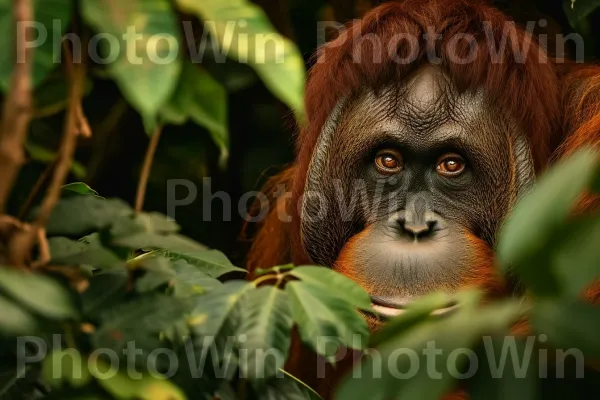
[{"left": 8, "top": 0, "right": 600, "bottom": 267}]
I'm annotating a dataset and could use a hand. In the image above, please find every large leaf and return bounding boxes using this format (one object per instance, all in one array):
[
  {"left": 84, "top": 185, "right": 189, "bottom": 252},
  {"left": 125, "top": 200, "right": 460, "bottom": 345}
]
[
  {"left": 90, "top": 359, "right": 186, "bottom": 400},
  {"left": 286, "top": 281, "right": 368, "bottom": 362},
  {"left": 0, "top": 295, "right": 39, "bottom": 334},
  {"left": 0, "top": 268, "right": 77, "bottom": 319},
  {"left": 532, "top": 299, "right": 600, "bottom": 358},
  {"left": 497, "top": 148, "right": 598, "bottom": 295},
  {"left": 290, "top": 266, "right": 372, "bottom": 311},
  {"left": 81, "top": 0, "right": 182, "bottom": 127},
  {"left": 49, "top": 235, "right": 123, "bottom": 269},
  {"left": 158, "top": 249, "right": 245, "bottom": 278},
  {"left": 171, "top": 260, "right": 222, "bottom": 297},
  {"left": 161, "top": 62, "right": 229, "bottom": 162},
  {"left": 552, "top": 216, "right": 600, "bottom": 296},
  {"left": 189, "top": 281, "right": 253, "bottom": 336},
  {"left": 236, "top": 286, "right": 293, "bottom": 379},
  {"left": 0, "top": 0, "right": 72, "bottom": 91},
  {"left": 336, "top": 291, "right": 523, "bottom": 400},
  {"left": 45, "top": 196, "right": 133, "bottom": 237},
  {"left": 134, "top": 256, "right": 177, "bottom": 293},
  {"left": 176, "top": 0, "right": 305, "bottom": 117}
]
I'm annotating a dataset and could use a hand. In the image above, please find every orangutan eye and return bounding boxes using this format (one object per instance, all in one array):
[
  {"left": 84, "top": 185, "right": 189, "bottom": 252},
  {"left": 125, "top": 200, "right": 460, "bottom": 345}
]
[
  {"left": 374, "top": 149, "right": 403, "bottom": 174},
  {"left": 436, "top": 153, "right": 466, "bottom": 177}
]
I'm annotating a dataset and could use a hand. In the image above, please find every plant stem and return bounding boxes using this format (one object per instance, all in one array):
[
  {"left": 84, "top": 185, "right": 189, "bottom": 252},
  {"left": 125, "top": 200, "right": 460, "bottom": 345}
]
[
  {"left": 0, "top": 0, "right": 35, "bottom": 213},
  {"left": 135, "top": 126, "right": 162, "bottom": 212}
]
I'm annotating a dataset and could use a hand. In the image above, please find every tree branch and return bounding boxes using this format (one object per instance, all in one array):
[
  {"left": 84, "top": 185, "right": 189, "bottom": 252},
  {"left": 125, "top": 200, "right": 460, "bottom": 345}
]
[
  {"left": 0, "top": 0, "right": 35, "bottom": 213},
  {"left": 9, "top": 46, "right": 87, "bottom": 266},
  {"left": 135, "top": 126, "right": 162, "bottom": 212}
]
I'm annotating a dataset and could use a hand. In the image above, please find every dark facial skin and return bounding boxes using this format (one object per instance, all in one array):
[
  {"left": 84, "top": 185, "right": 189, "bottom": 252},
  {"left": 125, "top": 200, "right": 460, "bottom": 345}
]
[{"left": 301, "top": 65, "right": 535, "bottom": 312}]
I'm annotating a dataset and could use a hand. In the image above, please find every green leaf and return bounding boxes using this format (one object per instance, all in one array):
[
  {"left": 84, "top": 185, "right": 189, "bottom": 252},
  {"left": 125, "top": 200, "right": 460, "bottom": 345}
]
[
  {"left": 552, "top": 216, "right": 600, "bottom": 296},
  {"left": 175, "top": 0, "right": 306, "bottom": 118},
  {"left": 236, "top": 286, "right": 293, "bottom": 379},
  {"left": 45, "top": 196, "right": 133, "bottom": 237},
  {"left": 90, "top": 359, "right": 186, "bottom": 400},
  {"left": 0, "top": 0, "right": 72, "bottom": 91},
  {"left": 0, "top": 268, "right": 77, "bottom": 319},
  {"left": 26, "top": 142, "right": 87, "bottom": 179},
  {"left": 563, "top": 0, "right": 600, "bottom": 31},
  {"left": 497, "top": 148, "right": 599, "bottom": 296},
  {"left": 161, "top": 62, "right": 229, "bottom": 163},
  {"left": 81, "top": 0, "right": 182, "bottom": 126},
  {"left": 62, "top": 183, "right": 102, "bottom": 198},
  {"left": 158, "top": 249, "right": 245, "bottom": 278},
  {"left": 286, "top": 281, "right": 368, "bottom": 362},
  {"left": 42, "top": 350, "right": 92, "bottom": 389},
  {"left": 49, "top": 236, "right": 123, "bottom": 269},
  {"left": 134, "top": 255, "right": 222, "bottom": 296},
  {"left": 336, "top": 291, "right": 523, "bottom": 400},
  {"left": 92, "top": 294, "right": 187, "bottom": 354},
  {"left": 171, "top": 260, "right": 222, "bottom": 297},
  {"left": 290, "top": 266, "right": 372, "bottom": 311},
  {"left": 0, "top": 295, "right": 38, "bottom": 334},
  {"left": 134, "top": 256, "right": 176, "bottom": 293},
  {"left": 189, "top": 281, "right": 253, "bottom": 336},
  {"left": 82, "top": 270, "right": 128, "bottom": 316},
  {"left": 95, "top": 294, "right": 187, "bottom": 336},
  {"left": 532, "top": 299, "right": 600, "bottom": 358}
]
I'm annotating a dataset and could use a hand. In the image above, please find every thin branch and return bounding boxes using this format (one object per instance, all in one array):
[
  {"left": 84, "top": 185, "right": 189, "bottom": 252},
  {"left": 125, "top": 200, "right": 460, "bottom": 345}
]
[
  {"left": 135, "top": 126, "right": 162, "bottom": 212},
  {"left": 9, "top": 45, "right": 87, "bottom": 266},
  {"left": 0, "top": 0, "right": 35, "bottom": 213}
]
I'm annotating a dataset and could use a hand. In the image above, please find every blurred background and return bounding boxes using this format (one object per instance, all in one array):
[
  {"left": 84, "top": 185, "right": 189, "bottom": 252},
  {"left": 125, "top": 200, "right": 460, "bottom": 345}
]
[{"left": 5, "top": 0, "right": 600, "bottom": 267}]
